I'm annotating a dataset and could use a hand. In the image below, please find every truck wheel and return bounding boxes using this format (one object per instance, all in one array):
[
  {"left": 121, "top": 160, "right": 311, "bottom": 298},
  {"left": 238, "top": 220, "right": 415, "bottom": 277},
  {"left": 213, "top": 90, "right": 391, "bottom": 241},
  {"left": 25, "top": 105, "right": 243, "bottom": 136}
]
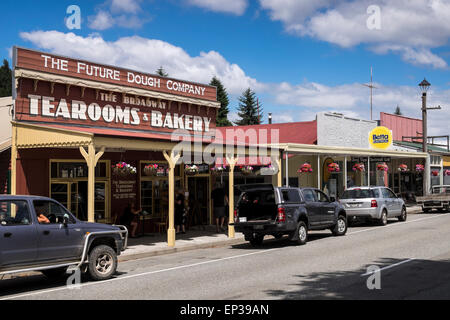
[
  {"left": 398, "top": 207, "right": 407, "bottom": 221},
  {"left": 378, "top": 210, "right": 388, "bottom": 226},
  {"left": 249, "top": 235, "right": 264, "bottom": 246},
  {"left": 423, "top": 208, "right": 431, "bottom": 213},
  {"left": 332, "top": 215, "right": 347, "bottom": 236},
  {"left": 41, "top": 267, "right": 68, "bottom": 279},
  {"left": 88, "top": 245, "right": 117, "bottom": 281},
  {"left": 290, "top": 221, "right": 308, "bottom": 245}
]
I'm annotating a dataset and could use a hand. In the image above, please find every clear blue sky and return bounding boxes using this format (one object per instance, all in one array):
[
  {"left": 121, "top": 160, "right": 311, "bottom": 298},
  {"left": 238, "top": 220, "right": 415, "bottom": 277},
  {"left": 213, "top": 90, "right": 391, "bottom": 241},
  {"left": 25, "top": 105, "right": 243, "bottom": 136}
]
[{"left": 2, "top": 0, "right": 450, "bottom": 133}]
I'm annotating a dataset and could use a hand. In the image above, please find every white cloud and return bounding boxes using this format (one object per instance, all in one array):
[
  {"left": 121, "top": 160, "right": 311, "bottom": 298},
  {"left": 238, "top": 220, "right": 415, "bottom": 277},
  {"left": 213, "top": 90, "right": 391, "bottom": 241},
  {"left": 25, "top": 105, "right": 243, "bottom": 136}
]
[
  {"left": 260, "top": 0, "right": 450, "bottom": 69},
  {"left": 19, "top": 30, "right": 450, "bottom": 135},
  {"left": 19, "top": 30, "right": 261, "bottom": 96},
  {"left": 88, "top": 11, "right": 115, "bottom": 31},
  {"left": 88, "top": 0, "right": 146, "bottom": 30},
  {"left": 186, "top": 0, "right": 248, "bottom": 15},
  {"left": 111, "top": 0, "right": 142, "bottom": 14}
]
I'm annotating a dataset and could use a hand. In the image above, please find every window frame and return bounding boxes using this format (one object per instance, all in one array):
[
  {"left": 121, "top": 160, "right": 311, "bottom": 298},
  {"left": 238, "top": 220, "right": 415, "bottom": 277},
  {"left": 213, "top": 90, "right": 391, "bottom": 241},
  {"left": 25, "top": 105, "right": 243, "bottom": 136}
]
[
  {"left": 0, "top": 200, "right": 33, "bottom": 227},
  {"left": 33, "top": 199, "right": 77, "bottom": 225}
]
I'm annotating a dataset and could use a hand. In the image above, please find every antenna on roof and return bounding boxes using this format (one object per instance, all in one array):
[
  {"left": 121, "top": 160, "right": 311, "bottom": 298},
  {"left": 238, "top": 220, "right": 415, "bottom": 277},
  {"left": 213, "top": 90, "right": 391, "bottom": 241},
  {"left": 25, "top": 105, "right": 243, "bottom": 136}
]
[{"left": 362, "top": 67, "right": 377, "bottom": 121}]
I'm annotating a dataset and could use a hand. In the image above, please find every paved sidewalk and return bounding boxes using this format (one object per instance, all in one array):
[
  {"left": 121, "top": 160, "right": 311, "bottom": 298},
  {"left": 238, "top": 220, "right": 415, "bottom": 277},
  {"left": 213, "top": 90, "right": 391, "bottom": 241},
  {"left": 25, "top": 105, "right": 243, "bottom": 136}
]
[{"left": 120, "top": 205, "right": 424, "bottom": 262}]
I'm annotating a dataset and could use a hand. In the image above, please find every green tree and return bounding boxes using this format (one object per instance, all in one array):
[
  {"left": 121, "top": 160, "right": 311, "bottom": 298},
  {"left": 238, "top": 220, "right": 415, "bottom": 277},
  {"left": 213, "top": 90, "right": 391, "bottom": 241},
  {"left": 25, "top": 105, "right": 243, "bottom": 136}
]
[
  {"left": 156, "top": 66, "right": 168, "bottom": 77},
  {"left": 209, "top": 77, "right": 232, "bottom": 127},
  {"left": 394, "top": 105, "right": 402, "bottom": 115},
  {"left": 0, "top": 59, "right": 12, "bottom": 97},
  {"left": 234, "top": 88, "right": 263, "bottom": 126}
]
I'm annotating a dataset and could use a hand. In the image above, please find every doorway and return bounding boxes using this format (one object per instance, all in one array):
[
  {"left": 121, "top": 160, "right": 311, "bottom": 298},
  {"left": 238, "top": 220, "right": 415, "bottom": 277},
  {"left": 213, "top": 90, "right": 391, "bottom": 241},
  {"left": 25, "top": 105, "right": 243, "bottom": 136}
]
[{"left": 187, "top": 176, "right": 209, "bottom": 227}]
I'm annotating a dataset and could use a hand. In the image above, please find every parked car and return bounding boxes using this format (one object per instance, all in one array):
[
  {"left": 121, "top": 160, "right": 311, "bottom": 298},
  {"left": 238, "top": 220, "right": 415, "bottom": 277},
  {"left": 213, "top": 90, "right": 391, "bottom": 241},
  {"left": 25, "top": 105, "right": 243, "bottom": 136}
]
[
  {"left": 339, "top": 186, "right": 407, "bottom": 225},
  {"left": 416, "top": 185, "right": 450, "bottom": 213},
  {"left": 231, "top": 184, "right": 347, "bottom": 246},
  {"left": 0, "top": 195, "right": 128, "bottom": 281}
]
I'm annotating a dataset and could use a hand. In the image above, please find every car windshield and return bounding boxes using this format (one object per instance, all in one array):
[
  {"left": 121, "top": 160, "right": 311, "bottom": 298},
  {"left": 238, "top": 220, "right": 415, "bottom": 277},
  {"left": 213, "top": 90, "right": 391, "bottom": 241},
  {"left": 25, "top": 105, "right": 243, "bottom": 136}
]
[{"left": 341, "top": 189, "right": 375, "bottom": 199}]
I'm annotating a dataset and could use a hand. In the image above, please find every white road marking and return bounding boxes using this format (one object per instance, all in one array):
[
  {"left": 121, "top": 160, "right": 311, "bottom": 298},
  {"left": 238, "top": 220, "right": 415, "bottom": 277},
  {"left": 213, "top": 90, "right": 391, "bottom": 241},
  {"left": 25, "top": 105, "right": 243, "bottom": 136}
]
[
  {"left": 361, "top": 258, "right": 415, "bottom": 277},
  {"left": 348, "top": 214, "right": 446, "bottom": 236},
  {"left": 1, "top": 213, "right": 448, "bottom": 300},
  {"left": 0, "top": 248, "right": 280, "bottom": 300}
]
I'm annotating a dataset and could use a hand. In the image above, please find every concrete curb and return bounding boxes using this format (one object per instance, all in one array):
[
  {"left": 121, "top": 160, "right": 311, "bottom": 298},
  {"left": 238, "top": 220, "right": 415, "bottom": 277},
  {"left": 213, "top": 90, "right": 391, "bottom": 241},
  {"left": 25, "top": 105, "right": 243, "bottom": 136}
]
[{"left": 119, "top": 237, "right": 247, "bottom": 262}]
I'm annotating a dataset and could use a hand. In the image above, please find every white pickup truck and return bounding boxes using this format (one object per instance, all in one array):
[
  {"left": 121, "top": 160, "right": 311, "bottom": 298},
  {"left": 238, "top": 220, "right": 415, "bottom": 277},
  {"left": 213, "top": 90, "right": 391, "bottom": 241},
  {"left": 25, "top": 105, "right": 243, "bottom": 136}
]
[{"left": 416, "top": 185, "right": 450, "bottom": 213}]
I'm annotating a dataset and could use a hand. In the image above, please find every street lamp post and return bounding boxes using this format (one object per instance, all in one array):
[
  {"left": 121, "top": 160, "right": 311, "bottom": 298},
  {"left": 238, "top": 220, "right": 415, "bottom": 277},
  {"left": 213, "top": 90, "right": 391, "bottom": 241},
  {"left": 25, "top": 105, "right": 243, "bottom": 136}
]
[
  {"left": 418, "top": 79, "right": 441, "bottom": 195},
  {"left": 419, "top": 79, "right": 430, "bottom": 154}
]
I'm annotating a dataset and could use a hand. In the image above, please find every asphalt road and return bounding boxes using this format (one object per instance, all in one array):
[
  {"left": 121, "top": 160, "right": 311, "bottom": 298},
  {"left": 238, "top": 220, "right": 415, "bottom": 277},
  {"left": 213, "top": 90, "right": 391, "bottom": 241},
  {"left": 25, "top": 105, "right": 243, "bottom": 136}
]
[{"left": 2, "top": 212, "right": 450, "bottom": 300}]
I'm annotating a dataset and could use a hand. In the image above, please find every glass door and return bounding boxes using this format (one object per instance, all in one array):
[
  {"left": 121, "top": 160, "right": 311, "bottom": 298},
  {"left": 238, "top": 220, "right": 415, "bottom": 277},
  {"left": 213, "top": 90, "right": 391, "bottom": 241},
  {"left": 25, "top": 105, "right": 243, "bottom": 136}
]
[
  {"left": 95, "top": 182, "right": 107, "bottom": 222},
  {"left": 50, "top": 183, "right": 70, "bottom": 209},
  {"left": 141, "top": 180, "right": 153, "bottom": 216}
]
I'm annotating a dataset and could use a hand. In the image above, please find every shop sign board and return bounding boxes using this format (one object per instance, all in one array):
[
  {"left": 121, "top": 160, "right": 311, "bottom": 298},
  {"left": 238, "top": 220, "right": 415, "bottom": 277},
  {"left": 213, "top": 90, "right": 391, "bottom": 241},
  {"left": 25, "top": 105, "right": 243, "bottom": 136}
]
[
  {"left": 369, "top": 126, "right": 393, "bottom": 150},
  {"left": 13, "top": 47, "right": 217, "bottom": 134},
  {"left": 351, "top": 157, "right": 391, "bottom": 163},
  {"left": 14, "top": 47, "right": 217, "bottom": 102}
]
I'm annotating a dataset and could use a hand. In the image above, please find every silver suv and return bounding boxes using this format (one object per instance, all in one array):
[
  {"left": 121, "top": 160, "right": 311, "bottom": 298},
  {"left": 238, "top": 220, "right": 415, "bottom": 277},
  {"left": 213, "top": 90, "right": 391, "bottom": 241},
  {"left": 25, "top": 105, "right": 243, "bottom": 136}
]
[{"left": 340, "top": 187, "right": 406, "bottom": 225}]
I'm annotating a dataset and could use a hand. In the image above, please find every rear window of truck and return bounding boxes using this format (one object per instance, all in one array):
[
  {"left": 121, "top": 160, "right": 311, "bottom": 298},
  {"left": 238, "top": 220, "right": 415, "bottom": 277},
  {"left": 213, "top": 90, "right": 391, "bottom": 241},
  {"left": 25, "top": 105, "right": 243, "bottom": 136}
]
[{"left": 341, "top": 189, "right": 375, "bottom": 199}]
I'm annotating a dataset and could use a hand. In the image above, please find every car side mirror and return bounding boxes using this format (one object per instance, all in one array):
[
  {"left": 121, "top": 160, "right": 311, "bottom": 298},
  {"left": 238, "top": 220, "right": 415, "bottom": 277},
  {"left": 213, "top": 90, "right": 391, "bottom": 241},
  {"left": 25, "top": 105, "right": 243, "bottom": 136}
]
[
  {"left": 63, "top": 214, "right": 69, "bottom": 226},
  {"left": 330, "top": 197, "right": 336, "bottom": 203}
]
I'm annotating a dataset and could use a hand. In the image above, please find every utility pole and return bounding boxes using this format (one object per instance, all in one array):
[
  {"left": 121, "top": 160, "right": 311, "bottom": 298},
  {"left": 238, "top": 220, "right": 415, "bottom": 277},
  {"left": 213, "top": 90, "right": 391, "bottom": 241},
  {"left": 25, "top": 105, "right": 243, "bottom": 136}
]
[
  {"left": 418, "top": 78, "right": 442, "bottom": 195},
  {"left": 362, "top": 67, "right": 377, "bottom": 120}
]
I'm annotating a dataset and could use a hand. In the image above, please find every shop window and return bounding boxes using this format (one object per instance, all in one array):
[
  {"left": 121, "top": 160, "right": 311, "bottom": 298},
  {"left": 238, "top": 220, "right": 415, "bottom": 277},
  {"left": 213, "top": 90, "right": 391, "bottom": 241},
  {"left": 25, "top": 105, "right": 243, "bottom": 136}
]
[{"left": 51, "top": 161, "right": 108, "bottom": 179}]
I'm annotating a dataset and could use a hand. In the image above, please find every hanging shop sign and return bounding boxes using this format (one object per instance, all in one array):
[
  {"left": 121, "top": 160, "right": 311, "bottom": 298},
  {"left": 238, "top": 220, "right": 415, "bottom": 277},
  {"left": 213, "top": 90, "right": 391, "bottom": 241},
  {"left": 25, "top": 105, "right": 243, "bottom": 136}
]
[
  {"left": 351, "top": 157, "right": 391, "bottom": 163},
  {"left": 368, "top": 126, "right": 393, "bottom": 150}
]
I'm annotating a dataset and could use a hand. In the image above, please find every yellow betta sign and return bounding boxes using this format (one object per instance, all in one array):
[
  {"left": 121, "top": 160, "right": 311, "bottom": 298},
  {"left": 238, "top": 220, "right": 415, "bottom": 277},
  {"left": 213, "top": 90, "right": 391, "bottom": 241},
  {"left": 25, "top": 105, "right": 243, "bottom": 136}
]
[{"left": 369, "top": 126, "right": 393, "bottom": 149}]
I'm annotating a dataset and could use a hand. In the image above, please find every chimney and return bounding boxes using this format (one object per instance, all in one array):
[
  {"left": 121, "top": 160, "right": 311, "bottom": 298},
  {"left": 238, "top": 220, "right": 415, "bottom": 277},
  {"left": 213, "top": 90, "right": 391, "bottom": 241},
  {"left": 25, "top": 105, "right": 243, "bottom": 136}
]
[{"left": 268, "top": 113, "right": 272, "bottom": 124}]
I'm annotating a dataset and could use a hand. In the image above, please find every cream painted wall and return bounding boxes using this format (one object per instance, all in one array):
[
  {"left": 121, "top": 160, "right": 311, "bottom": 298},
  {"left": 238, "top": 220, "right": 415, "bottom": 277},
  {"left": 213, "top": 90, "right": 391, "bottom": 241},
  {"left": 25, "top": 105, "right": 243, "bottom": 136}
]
[{"left": 0, "top": 97, "right": 12, "bottom": 144}]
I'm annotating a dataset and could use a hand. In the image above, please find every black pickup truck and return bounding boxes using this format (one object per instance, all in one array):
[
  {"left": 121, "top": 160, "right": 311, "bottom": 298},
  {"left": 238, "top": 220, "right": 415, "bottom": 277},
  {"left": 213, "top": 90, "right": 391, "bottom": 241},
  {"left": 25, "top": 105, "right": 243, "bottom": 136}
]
[
  {"left": 0, "top": 195, "right": 128, "bottom": 281},
  {"left": 231, "top": 184, "right": 347, "bottom": 246}
]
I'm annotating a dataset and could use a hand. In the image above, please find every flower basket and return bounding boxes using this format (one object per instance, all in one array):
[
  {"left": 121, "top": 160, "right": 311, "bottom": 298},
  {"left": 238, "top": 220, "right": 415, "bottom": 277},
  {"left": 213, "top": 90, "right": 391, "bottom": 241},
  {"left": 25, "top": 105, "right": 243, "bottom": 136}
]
[
  {"left": 377, "top": 163, "right": 389, "bottom": 172},
  {"left": 328, "top": 162, "right": 340, "bottom": 173},
  {"left": 352, "top": 163, "right": 365, "bottom": 172},
  {"left": 415, "top": 164, "right": 425, "bottom": 173},
  {"left": 112, "top": 162, "right": 137, "bottom": 177},
  {"left": 185, "top": 165, "right": 199, "bottom": 176},
  {"left": 298, "top": 163, "right": 313, "bottom": 174},
  {"left": 210, "top": 166, "right": 226, "bottom": 176},
  {"left": 444, "top": 170, "right": 450, "bottom": 176},
  {"left": 143, "top": 164, "right": 158, "bottom": 176},
  {"left": 240, "top": 166, "right": 254, "bottom": 175},
  {"left": 260, "top": 165, "right": 277, "bottom": 175},
  {"left": 398, "top": 164, "right": 409, "bottom": 172},
  {"left": 432, "top": 170, "right": 440, "bottom": 177}
]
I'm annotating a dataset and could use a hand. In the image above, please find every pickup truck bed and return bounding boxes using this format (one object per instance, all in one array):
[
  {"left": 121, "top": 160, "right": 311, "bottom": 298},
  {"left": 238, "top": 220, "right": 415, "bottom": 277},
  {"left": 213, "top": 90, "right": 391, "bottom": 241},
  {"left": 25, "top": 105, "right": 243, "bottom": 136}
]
[{"left": 416, "top": 185, "right": 450, "bottom": 212}]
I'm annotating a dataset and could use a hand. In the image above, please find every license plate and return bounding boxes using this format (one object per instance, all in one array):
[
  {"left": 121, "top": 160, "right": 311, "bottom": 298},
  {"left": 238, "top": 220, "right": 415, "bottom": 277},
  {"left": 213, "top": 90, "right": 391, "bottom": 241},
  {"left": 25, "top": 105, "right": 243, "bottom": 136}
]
[
  {"left": 350, "top": 203, "right": 360, "bottom": 208},
  {"left": 239, "top": 217, "right": 247, "bottom": 222},
  {"left": 254, "top": 225, "right": 264, "bottom": 230}
]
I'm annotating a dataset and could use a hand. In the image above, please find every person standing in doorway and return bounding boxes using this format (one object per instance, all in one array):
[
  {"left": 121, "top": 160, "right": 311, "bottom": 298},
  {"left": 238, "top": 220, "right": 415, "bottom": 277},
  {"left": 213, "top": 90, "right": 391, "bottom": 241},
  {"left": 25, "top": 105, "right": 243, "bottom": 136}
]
[
  {"left": 120, "top": 201, "right": 142, "bottom": 238},
  {"left": 212, "top": 183, "right": 228, "bottom": 233},
  {"left": 175, "top": 188, "right": 186, "bottom": 234}
]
